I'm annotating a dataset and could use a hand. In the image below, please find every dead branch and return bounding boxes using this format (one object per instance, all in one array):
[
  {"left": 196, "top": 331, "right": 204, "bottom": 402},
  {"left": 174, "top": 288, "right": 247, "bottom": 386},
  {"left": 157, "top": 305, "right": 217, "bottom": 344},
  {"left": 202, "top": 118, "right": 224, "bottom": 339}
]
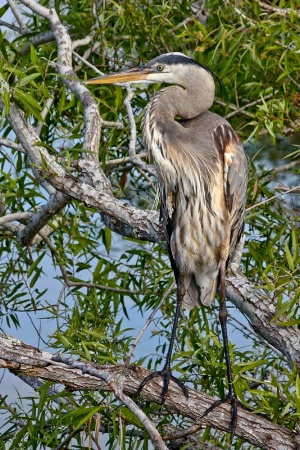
[
  {"left": 258, "top": 1, "right": 300, "bottom": 18},
  {"left": 0, "top": 333, "right": 299, "bottom": 450}
]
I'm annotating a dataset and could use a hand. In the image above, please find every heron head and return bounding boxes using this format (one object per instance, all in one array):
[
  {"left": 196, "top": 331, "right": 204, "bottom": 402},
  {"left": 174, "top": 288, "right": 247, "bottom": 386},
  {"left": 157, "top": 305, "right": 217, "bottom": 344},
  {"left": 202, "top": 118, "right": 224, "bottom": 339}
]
[{"left": 84, "top": 52, "right": 217, "bottom": 90}]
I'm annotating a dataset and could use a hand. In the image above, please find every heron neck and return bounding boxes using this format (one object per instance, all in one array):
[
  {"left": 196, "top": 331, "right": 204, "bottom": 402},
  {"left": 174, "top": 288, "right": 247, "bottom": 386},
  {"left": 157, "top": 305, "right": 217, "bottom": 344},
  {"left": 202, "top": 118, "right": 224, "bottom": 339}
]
[{"left": 154, "top": 84, "right": 214, "bottom": 121}]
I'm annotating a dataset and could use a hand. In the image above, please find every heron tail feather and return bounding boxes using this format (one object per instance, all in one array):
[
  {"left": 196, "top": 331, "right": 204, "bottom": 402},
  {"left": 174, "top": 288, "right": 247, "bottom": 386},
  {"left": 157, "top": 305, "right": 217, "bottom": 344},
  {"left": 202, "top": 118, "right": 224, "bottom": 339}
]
[{"left": 183, "top": 273, "right": 218, "bottom": 309}]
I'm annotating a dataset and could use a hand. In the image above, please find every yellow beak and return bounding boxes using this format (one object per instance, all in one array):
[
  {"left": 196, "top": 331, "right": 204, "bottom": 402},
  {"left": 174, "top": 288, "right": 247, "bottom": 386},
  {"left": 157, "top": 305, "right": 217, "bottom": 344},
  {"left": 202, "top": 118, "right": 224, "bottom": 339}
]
[{"left": 84, "top": 67, "right": 151, "bottom": 85}]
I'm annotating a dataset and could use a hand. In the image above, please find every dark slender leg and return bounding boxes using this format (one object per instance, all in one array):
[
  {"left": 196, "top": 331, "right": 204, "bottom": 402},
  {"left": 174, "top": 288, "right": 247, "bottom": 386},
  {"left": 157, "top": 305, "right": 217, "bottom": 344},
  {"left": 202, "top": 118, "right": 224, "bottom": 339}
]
[
  {"left": 137, "top": 274, "right": 189, "bottom": 403},
  {"left": 201, "top": 260, "right": 238, "bottom": 442}
]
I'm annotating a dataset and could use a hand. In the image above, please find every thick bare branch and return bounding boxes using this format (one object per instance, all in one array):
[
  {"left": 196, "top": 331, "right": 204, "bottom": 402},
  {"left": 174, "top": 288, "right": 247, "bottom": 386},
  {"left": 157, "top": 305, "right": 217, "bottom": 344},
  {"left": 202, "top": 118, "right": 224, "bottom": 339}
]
[
  {"left": 17, "top": 192, "right": 69, "bottom": 246},
  {"left": 226, "top": 271, "right": 300, "bottom": 371},
  {"left": 0, "top": 333, "right": 299, "bottom": 450},
  {"left": 2, "top": 100, "right": 161, "bottom": 243},
  {"left": 3, "top": 101, "right": 300, "bottom": 367},
  {"left": 3, "top": 83, "right": 300, "bottom": 380},
  {"left": 19, "top": 31, "right": 55, "bottom": 55},
  {"left": 19, "top": 0, "right": 101, "bottom": 170}
]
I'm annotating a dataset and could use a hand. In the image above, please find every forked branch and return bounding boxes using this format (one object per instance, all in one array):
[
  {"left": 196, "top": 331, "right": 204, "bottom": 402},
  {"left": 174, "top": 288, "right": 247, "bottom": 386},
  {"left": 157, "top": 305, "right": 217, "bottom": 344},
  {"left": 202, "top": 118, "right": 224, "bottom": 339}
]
[{"left": 0, "top": 333, "right": 299, "bottom": 450}]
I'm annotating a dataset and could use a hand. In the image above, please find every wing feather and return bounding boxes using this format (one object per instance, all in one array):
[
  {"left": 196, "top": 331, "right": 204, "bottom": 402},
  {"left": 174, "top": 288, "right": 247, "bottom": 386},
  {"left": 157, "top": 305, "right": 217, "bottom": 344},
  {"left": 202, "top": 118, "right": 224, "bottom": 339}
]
[{"left": 213, "top": 124, "right": 248, "bottom": 259}]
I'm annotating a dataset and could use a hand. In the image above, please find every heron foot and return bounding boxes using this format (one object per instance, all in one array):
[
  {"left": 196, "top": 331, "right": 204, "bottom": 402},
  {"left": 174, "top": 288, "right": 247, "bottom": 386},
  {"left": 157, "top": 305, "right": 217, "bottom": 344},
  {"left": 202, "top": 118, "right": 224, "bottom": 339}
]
[
  {"left": 201, "top": 392, "right": 242, "bottom": 443},
  {"left": 137, "top": 365, "right": 189, "bottom": 405}
]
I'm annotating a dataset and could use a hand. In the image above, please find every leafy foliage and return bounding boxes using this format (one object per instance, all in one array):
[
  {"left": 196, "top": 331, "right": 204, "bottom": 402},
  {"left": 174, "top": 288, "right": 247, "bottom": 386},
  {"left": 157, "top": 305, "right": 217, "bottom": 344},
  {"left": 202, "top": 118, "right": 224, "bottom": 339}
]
[{"left": 0, "top": 0, "right": 299, "bottom": 449}]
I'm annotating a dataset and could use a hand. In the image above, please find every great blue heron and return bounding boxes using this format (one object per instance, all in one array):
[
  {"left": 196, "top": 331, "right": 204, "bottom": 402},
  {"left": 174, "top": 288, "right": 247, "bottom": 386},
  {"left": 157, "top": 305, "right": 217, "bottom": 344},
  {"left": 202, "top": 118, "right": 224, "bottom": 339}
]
[{"left": 86, "top": 52, "right": 248, "bottom": 437}]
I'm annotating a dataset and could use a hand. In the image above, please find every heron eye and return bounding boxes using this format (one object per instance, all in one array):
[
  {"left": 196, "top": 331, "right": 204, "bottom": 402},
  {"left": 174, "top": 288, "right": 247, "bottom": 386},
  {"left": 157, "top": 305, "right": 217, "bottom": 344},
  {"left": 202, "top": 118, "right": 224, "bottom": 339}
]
[{"left": 156, "top": 64, "right": 164, "bottom": 71}]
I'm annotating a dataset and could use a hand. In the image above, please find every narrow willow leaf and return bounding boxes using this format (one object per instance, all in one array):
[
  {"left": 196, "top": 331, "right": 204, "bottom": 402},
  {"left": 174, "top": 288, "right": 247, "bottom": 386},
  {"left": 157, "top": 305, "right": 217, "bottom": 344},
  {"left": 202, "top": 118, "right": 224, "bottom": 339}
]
[
  {"left": 27, "top": 252, "right": 45, "bottom": 278},
  {"left": 18, "top": 73, "right": 41, "bottom": 87},
  {"left": 285, "top": 243, "right": 295, "bottom": 271}
]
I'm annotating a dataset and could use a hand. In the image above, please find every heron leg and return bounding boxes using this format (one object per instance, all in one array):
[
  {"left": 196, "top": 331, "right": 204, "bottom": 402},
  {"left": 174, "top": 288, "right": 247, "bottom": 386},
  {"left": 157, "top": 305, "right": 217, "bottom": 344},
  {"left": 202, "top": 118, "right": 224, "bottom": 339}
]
[
  {"left": 136, "top": 274, "right": 189, "bottom": 404},
  {"left": 201, "top": 260, "right": 238, "bottom": 443}
]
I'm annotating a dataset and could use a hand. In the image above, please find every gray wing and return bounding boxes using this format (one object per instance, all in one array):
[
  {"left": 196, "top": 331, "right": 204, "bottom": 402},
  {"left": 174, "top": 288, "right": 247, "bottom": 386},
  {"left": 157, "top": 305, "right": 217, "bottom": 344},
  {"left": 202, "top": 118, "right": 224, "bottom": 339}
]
[{"left": 213, "top": 123, "right": 248, "bottom": 260}]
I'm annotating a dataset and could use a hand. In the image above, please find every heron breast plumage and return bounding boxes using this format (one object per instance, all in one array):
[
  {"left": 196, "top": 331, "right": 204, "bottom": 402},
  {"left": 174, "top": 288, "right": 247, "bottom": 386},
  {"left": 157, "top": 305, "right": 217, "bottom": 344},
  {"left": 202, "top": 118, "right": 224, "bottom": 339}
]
[{"left": 143, "top": 107, "right": 233, "bottom": 307}]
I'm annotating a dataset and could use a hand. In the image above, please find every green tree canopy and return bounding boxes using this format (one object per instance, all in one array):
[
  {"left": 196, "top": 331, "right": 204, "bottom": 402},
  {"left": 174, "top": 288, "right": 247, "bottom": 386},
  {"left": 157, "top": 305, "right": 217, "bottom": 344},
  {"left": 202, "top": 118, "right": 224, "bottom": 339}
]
[{"left": 0, "top": 1, "right": 299, "bottom": 449}]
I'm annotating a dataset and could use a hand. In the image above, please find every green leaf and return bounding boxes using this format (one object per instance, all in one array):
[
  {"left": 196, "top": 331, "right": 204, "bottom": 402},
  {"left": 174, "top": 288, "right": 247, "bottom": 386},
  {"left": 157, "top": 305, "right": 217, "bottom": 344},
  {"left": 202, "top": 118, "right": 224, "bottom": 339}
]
[
  {"left": 3, "top": 89, "right": 10, "bottom": 116},
  {"left": 73, "top": 406, "right": 100, "bottom": 431},
  {"left": 13, "top": 87, "right": 42, "bottom": 111},
  {"left": 27, "top": 252, "right": 45, "bottom": 278},
  {"left": 104, "top": 226, "right": 112, "bottom": 253},
  {"left": 285, "top": 243, "right": 295, "bottom": 271},
  {"left": 13, "top": 87, "right": 44, "bottom": 122},
  {"left": 18, "top": 73, "right": 41, "bottom": 87}
]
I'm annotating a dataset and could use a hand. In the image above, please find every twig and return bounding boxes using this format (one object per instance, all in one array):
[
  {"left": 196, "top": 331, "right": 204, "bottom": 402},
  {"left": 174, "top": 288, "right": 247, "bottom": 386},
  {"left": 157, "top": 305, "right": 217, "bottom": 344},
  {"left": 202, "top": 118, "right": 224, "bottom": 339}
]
[
  {"left": 72, "top": 31, "right": 96, "bottom": 50},
  {"left": 17, "top": 191, "right": 69, "bottom": 246},
  {"left": 233, "top": 6, "right": 257, "bottom": 25},
  {"left": 224, "top": 93, "right": 274, "bottom": 119},
  {"left": 49, "top": 355, "right": 169, "bottom": 450},
  {"left": 73, "top": 41, "right": 101, "bottom": 72},
  {"left": 168, "top": 17, "right": 196, "bottom": 33},
  {"left": 216, "top": 100, "right": 255, "bottom": 119},
  {"left": 111, "top": 385, "right": 169, "bottom": 450},
  {"left": 258, "top": 1, "right": 300, "bottom": 18},
  {"left": 271, "top": 160, "right": 300, "bottom": 174},
  {"left": 67, "top": 280, "right": 142, "bottom": 295},
  {"left": 279, "top": 64, "right": 300, "bottom": 90},
  {"left": 53, "top": 429, "right": 82, "bottom": 450},
  {"left": 105, "top": 153, "right": 148, "bottom": 169},
  {"left": 136, "top": 165, "right": 157, "bottom": 194},
  {"left": 0, "top": 20, "right": 21, "bottom": 33},
  {"left": 164, "top": 422, "right": 204, "bottom": 443},
  {"left": 0, "top": 138, "right": 25, "bottom": 153},
  {"left": 124, "top": 84, "right": 137, "bottom": 158},
  {"left": 0, "top": 394, "right": 26, "bottom": 428},
  {"left": 125, "top": 282, "right": 175, "bottom": 365},
  {"left": 168, "top": 1, "right": 207, "bottom": 32},
  {"left": 7, "top": 0, "right": 28, "bottom": 33},
  {"left": 246, "top": 185, "right": 300, "bottom": 212},
  {"left": 72, "top": 50, "right": 104, "bottom": 75},
  {"left": 55, "top": 286, "right": 65, "bottom": 330},
  {"left": 0, "top": 212, "right": 32, "bottom": 225},
  {"left": 101, "top": 120, "right": 124, "bottom": 129},
  {"left": 123, "top": 84, "right": 157, "bottom": 177},
  {"left": 276, "top": 185, "right": 300, "bottom": 194},
  {"left": 36, "top": 97, "right": 54, "bottom": 136}
]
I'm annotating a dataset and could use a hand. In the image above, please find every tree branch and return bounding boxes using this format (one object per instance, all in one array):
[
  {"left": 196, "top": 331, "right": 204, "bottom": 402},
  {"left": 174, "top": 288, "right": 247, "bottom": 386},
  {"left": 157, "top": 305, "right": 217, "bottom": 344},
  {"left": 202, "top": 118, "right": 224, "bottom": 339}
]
[
  {"left": 19, "top": 31, "right": 55, "bottom": 55},
  {"left": 0, "top": 333, "right": 299, "bottom": 450},
  {"left": 17, "top": 192, "right": 69, "bottom": 246},
  {"left": 0, "top": 137, "right": 25, "bottom": 153},
  {"left": 246, "top": 186, "right": 300, "bottom": 212},
  {"left": 0, "top": 19, "right": 21, "bottom": 33},
  {"left": 258, "top": 1, "right": 300, "bottom": 18},
  {"left": 226, "top": 271, "right": 300, "bottom": 371},
  {"left": 7, "top": 0, "right": 28, "bottom": 33},
  {"left": 3, "top": 96, "right": 300, "bottom": 368}
]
